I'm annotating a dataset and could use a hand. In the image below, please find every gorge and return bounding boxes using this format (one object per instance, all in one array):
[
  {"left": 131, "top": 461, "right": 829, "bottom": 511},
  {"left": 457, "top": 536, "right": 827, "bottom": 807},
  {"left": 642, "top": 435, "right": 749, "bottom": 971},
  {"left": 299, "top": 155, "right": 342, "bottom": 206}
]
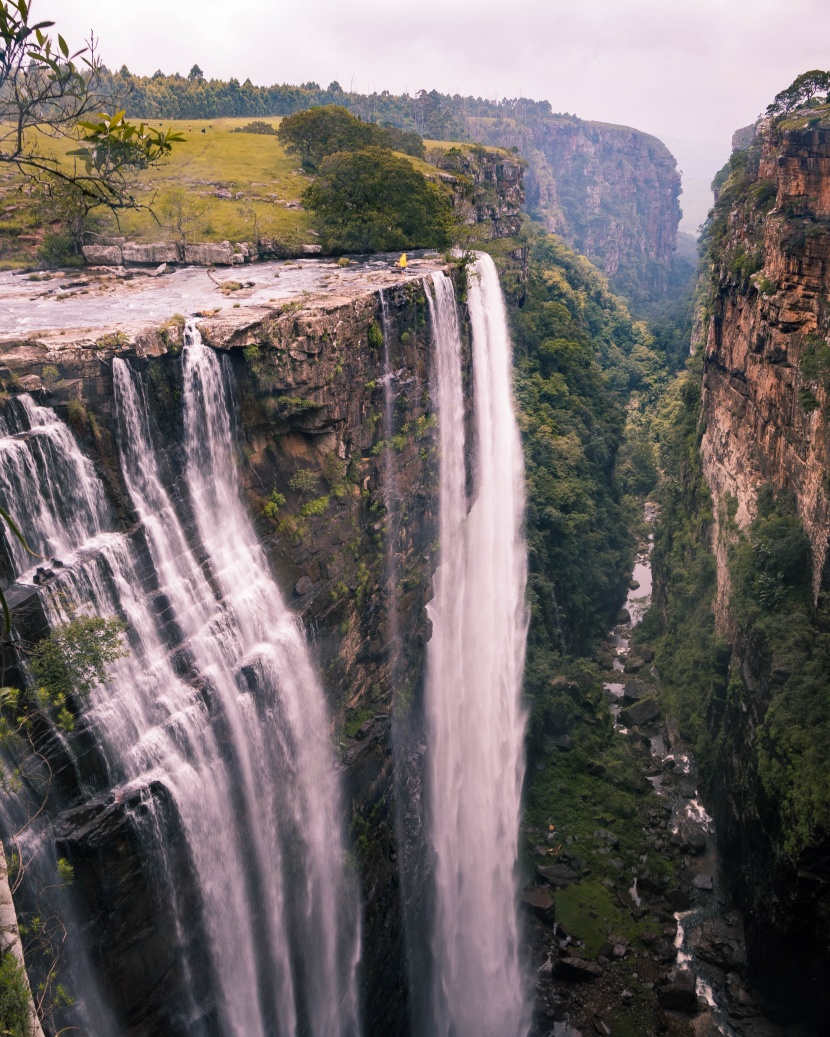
[{"left": 2, "top": 14, "right": 830, "bottom": 1034}]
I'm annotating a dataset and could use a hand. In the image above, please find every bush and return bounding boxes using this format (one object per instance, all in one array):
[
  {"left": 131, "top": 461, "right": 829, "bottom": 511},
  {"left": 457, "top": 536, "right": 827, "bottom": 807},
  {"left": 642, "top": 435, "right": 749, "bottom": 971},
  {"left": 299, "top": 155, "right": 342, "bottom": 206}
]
[
  {"left": 232, "top": 120, "right": 278, "bottom": 135},
  {"left": 0, "top": 953, "right": 31, "bottom": 1037},
  {"left": 303, "top": 147, "right": 455, "bottom": 254},
  {"left": 277, "top": 105, "right": 424, "bottom": 171}
]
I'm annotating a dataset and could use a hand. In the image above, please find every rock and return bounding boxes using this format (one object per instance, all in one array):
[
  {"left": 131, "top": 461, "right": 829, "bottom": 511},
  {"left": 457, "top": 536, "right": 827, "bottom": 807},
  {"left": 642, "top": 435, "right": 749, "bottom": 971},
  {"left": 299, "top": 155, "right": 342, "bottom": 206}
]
[
  {"left": 82, "top": 244, "right": 123, "bottom": 265},
  {"left": 629, "top": 580, "right": 640, "bottom": 590},
  {"left": 294, "top": 576, "right": 314, "bottom": 597},
  {"left": 619, "top": 698, "right": 660, "bottom": 727},
  {"left": 184, "top": 242, "right": 235, "bottom": 265},
  {"left": 551, "top": 735, "right": 573, "bottom": 751},
  {"left": 593, "top": 828, "right": 620, "bottom": 849},
  {"left": 657, "top": 971, "right": 698, "bottom": 1013},
  {"left": 557, "top": 955, "right": 603, "bottom": 980},
  {"left": 17, "top": 374, "right": 42, "bottom": 392},
  {"left": 521, "top": 886, "right": 555, "bottom": 922},
  {"left": 616, "top": 608, "right": 631, "bottom": 624},
  {"left": 623, "top": 655, "right": 645, "bottom": 673},
  {"left": 666, "top": 888, "right": 692, "bottom": 912},
  {"left": 692, "top": 873, "right": 714, "bottom": 891},
  {"left": 621, "top": 680, "right": 651, "bottom": 702},
  {"left": 638, "top": 647, "right": 654, "bottom": 662},
  {"left": 302, "top": 244, "right": 323, "bottom": 254},
  {"left": 679, "top": 829, "right": 706, "bottom": 855},
  {"left": 652, "top": 939, "right": 677, "bottom": 963},
  {"left": 597, "top": 652, "right": 616, "bottom": 670},
  {"left": 537, "top": 863, "right": 579, "bottom": 887},
  {"left": 122, "top": 242, "right": 180, "bottom": 264}
]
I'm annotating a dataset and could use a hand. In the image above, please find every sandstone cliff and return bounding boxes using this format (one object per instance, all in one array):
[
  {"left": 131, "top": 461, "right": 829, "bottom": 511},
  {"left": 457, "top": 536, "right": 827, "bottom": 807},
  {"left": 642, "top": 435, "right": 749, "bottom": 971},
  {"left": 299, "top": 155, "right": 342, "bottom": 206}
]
[
  {"left": 693, "top": 113, "right": 830, "bottom": 1023},
  {"left": 464, "top": 114, "right": 682, "bottom": 302}
]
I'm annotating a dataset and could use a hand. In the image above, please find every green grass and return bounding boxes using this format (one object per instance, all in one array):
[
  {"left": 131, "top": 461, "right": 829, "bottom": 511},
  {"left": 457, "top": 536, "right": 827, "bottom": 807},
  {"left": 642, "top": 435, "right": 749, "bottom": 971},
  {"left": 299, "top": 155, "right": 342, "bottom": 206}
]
[
  {"left": 0, "top": 118, "right": 316, "bottom": 267},
  {"left": 553, "top": 880, "right": 660, "bottom": 957}
]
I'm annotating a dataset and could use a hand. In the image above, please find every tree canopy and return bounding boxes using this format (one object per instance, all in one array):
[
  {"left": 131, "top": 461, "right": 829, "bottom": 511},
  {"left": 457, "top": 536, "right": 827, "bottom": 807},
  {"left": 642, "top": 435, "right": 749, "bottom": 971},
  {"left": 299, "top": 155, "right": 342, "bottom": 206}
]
[
  {"left": 277, "top": 105, "right": 423, "bottom": 171},
  {"left": 302, "top": 146, "right": 455, "bottom": 253},
  {"left": 766, "top": 69, "right": 830, "bottom": 117}
]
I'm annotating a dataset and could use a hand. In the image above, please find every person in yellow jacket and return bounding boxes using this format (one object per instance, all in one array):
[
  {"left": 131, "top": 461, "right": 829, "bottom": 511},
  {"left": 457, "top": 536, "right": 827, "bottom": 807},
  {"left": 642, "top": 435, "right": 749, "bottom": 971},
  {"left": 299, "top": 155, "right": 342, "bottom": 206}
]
[{"left": 398, "top": 253, "right": 407, "bottom": 271}]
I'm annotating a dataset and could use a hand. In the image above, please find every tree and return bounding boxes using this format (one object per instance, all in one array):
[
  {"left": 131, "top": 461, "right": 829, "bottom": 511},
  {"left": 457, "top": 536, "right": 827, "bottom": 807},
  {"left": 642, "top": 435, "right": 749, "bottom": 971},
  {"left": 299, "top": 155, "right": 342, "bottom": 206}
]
[
  {"left": 188, "top": 63, "right": 204, "bottom": 81},
  {"left": 0, "top": 1, "right": 184, "bottom": 213},
  {"left": 303, "top": 146, "right": 455, "bottom": 254},
  {"left": 158, "top": 187, "right": 211, "bottom": 244},
  {"left": 277, "top": 104, "right": 423, "bottom": 171},
  {"left": 766, "top": 69, "right": 830, "bottom": 117}
]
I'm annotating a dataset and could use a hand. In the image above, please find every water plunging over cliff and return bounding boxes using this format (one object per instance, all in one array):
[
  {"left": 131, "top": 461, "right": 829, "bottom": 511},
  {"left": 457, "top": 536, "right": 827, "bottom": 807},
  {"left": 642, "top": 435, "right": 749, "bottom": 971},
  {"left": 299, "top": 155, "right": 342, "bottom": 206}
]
[
  {"left": 0, "top": 326, "right": 360, "bottom": 1037},
  {"left": 424, "top": 256, "right": 529, "bottom": 1037}
]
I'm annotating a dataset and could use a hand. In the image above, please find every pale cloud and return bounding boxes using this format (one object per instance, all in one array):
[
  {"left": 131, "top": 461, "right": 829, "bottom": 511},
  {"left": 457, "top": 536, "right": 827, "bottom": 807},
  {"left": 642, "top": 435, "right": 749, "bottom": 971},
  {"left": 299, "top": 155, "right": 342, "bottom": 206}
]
[{"left": 38, "top": 0, "right": 830, "bottom": 227}]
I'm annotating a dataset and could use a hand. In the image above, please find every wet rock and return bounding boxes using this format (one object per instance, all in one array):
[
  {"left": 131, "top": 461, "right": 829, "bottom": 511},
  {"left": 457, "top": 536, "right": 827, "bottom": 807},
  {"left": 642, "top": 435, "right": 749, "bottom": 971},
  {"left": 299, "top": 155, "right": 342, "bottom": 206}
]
[
  {"left": 638, "top": 646, "right": 654, "bottom": 662},
  {"left": 693, "top": 873, "right": 714, "bottom": 891},
  {"left": 619, "top": 698, "right": 660, "bottom": 727},
  {"left": 690, "top": 917, "right": 747, "bottom": 971},
  {"left": 537, "top": 863, "right": 579, "bottom": 887},
  {"left": 616, "top": 608, "right": 631, "bottom": 624},
  {"left": 623, "top": 655, "right": 645, "bottom": 673},
  {"left": 652, "top": 939, "right": 678, "bottom": 963},
  {"left": 666, "top": 888, "right": 692, "bottom": 912},
  {"left": 294, "top": 575, "right": 314, "bottom": 597},
  {"left": 621, "top": 680, "right": 651, "bottom": 702},
  {"left": 557, "top": 955, "right": 603, "bottom": 980},
  {"left": 597, "top": 652, "right": 616, "bottom": 670},
  {"left": 657, "top": 971, "right": 698, "bottom": 1013},
  {"left": 521, "top": 886, "right": 555, "bottom": 922}
]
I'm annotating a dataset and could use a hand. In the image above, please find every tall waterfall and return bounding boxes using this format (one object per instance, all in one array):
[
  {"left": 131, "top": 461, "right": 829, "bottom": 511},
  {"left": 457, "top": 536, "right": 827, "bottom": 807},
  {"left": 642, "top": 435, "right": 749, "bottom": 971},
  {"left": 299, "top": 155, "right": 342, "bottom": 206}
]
[
  {"left": 0, "top": 326, "right": 360, "bottom": 1037},
  {"left": 424, "top": 256, "right": 529, "bottom": 1037}
]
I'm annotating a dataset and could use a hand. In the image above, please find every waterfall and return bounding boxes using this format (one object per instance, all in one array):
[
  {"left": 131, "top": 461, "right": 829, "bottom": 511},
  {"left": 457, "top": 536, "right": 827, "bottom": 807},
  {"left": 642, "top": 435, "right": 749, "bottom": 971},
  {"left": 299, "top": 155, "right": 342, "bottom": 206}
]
[
  {"left": 0, "top": 325, "right": 361, "bottom": 1037},
  {"left": 424, "top": 256, "right": 529, "bottom": 1037}
]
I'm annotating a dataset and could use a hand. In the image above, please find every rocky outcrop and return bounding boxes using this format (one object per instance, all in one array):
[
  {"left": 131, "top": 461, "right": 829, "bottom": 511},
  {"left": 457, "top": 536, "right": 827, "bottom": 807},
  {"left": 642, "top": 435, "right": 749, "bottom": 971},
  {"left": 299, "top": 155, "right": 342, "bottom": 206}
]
[
  {"left": 427, "top": 144, "right": 525, "bottom": 239},
  {"left": 465, "top": 114, "right": 682, "bottom": 301},
  {"left": 695, "top": 114, "right": 830, "bottom": 1026},
  {"left": 0, "top": 266, "right": 470, "bottom": 1036}
]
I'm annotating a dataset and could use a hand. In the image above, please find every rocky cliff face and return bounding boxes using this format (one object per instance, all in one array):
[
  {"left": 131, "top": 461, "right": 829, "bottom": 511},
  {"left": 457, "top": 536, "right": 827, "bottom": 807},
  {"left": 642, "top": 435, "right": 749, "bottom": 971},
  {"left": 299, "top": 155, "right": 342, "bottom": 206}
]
[
  {"left": 465, "top": 114, "right": 682, "bottom": 301},
  {"left": 0, "top": 263, "right": 469, "bottom": 1036},
  {"left": 696, "top": 115, "right": 830, "bottom": 1023}
]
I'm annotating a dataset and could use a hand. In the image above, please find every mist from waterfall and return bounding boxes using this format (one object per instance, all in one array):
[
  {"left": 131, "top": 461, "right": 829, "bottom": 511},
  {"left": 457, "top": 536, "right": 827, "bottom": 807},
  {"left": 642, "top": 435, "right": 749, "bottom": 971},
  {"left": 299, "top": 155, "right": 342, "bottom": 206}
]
[
  {"left": 424, "top": 256, "right": 529, "bottom": 1037},
  {"left": 0, "top": 326, "right": 360, "bottom": 1037}
]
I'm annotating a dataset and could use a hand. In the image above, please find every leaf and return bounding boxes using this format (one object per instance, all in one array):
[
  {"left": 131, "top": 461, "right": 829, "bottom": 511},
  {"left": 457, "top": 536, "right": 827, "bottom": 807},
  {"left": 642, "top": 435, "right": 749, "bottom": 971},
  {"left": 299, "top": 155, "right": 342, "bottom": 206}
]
[{"left": 0, "top": 505, "right": 38, "bottom": 556}]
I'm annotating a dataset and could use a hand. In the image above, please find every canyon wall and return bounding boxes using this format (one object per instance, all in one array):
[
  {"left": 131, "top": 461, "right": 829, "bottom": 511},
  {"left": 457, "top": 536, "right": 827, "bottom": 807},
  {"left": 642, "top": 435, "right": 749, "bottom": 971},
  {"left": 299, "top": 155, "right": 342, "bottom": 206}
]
[
  {"left": 465, "top": 114, "right": 683, "bottom": 302},
  {"left": 695, "top": 114, "right": 830, "bottom": 1021}
]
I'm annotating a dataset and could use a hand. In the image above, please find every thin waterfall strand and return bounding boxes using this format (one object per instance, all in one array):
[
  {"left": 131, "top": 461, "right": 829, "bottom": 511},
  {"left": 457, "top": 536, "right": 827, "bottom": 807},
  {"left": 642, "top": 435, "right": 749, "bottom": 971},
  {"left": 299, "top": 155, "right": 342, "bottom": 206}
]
[{"left": 424, "top": 257, "right": 529, "bottom": 1037}]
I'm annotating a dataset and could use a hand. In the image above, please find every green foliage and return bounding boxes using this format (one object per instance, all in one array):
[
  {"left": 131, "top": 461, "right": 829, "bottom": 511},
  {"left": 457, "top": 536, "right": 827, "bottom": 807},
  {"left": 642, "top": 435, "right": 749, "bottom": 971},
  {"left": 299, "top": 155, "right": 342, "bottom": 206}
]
[
  {"left": 65, "top": 399, "right": 87, "bottom": 433},
  {"left": 639, "top": 350, "right": 728, "bottom": 749},
  {"left": 299, "top": 494, "right": 330, "bottom": 519},
  {"left": 231, "top": 120, "right": 278, "bottom": 135},
  {"left": 277, "top": 105, "right": 423, "bottom": 172},
  {"left": 30, "top": 614, "right": 126, "bottom": 705},
  {"left": 513, "top": 233, "right": 668, "bottom": 672},
  {"left": 261, "top": 490, "right": 286, "bottom": 520},
  {"left": 303, "top": 147, "right": 455, "bottom": 254},
  {"left": 288, "top": 468, "right": 318, "bottom": 497},
  {"left": 367, "top": 321, "right": 384, "bottom": 350},
  {"left": 766, "top": 69, "right": 830, "bottom": 117},
  {"left": 0, "top": 952, "right": 31, "bottom": 1037}
]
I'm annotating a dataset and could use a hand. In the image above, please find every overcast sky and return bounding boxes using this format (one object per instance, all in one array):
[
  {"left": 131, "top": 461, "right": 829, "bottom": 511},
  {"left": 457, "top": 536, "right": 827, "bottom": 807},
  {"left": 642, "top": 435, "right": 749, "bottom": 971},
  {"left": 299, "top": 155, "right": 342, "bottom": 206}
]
[{"left": 40, "top": 0, "right": 830, "bottom": 232}]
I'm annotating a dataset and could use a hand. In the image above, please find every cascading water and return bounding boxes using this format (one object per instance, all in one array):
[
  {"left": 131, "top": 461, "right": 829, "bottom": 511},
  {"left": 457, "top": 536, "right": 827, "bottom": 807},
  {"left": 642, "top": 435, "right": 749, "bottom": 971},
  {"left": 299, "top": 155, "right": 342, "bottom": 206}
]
[
  {"left": 424, "top": 256, "right": 529, "bottom": 1037},
  {"left": 0, "top": 324, "right": 361, "bottom": 1037}
]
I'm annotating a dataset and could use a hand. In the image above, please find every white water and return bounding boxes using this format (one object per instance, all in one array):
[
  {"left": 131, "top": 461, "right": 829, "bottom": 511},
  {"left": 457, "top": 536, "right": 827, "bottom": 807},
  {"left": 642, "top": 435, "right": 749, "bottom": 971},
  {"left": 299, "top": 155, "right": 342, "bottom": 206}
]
[
  {"left": 0, "top": 327, "right": 360, "bottom": 1037},
  {"left": 424, "top": 255, "right": 529, "bottom": 1037}
]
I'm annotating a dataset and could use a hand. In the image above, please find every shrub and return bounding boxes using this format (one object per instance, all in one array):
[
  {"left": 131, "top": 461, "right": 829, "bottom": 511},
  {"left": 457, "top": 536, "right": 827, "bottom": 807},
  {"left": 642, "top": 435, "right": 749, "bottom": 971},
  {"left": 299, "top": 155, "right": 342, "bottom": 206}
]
[
  {"left": 277, "top": 105, "right": 424, "bottom": 172},
  {"left": 303, "top": 147, "right": 455, "bottom": 254},
  {"left": 231, "top": 120, "right": 278, "bottom": 135}
]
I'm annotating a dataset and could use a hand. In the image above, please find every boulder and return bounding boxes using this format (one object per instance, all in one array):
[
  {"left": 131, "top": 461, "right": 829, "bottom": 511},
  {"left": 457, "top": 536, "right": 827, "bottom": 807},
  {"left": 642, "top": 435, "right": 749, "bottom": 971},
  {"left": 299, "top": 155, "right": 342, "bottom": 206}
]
[
  {"left": 657, "top": 972, "right": 698, "bottom": 1013},
  {"left": 82, "top": 244, "right": 123, "bottom": 265},
  {"left": 122, "top": 242, "right": 180, "bottom": 264},
  {"left": 294, "top": 576, "right": 314, "bottom": 597},
  {"left": 557, "top": 956, "right": 603, "bottom": 980},
  {"left": 616, "top": 608, "right": 631, "bottom": 624},
  {"left": 551, "top": 735, "right": 573, "bottom": 751},
  {"left": 666, "top": 888, "right": 692, "bottom": 912},
  {"left": 302, "top": 243, "right": 323, "bottom": 254},
  {"left": 621, "top": 680, "right": 651, "bottom": 702},
  {"left": 184, "top": 242, "right": 235, "bottom": 265},
  {"left": 521, "top": 886, "right": 555, "bottom": 922},
  {"left": 619, "top": 698, "right": 660, "bottom": 727},
  {"left": 692, "top": 873, "right": 714, "bottom": 891},
  {"left": 536, "top": 863, "right": 579, "bottom": 888},
  {"left": 624, "top": 655, "right": 645, "bottom": 673}
]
